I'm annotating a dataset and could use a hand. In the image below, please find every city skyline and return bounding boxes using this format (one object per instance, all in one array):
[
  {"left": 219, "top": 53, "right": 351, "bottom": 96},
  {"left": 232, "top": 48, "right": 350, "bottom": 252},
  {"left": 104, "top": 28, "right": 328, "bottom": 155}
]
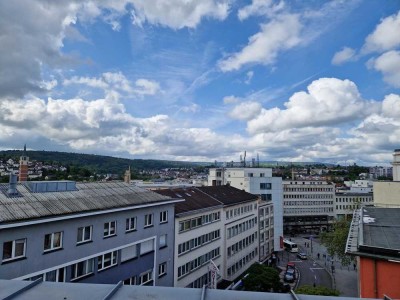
[{"left": 0, "top": 0, "right": 399, "bottom": 165}]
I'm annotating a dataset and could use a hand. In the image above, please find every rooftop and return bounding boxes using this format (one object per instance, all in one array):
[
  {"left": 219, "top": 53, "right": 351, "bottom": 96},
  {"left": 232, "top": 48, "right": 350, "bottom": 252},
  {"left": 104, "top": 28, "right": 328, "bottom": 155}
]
[{"left": 0, "top": 181, "right": 178, "bottom": 225}]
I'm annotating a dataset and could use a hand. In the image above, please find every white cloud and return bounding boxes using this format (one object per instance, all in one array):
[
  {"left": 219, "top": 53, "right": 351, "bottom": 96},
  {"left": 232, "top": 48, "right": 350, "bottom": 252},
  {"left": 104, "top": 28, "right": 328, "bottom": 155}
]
[
  {"left": 134, "top": 79, "right": 160, "bottom": 95},
  {"left": 362, "top": 11, "right": 400, "bottom": 53},
  {"left": 229, "top": 101, "right": 262, "bottom": 121},
  {"left": 247, "top": 78, "right": 378, "bottom": 134},
  {"left": 130, "top": 0, "right": 230, "bottom": 29},
  {"left": 382, "top": 94, "right": 400, "bottom": 118},
  {"left": 244, "top": 71, "right": 254, "bottom": 84},
  {"left": 223, "top": 95, "right": 241, "bottom": 104},
  {"left": 367, "top": 50, "right": 400, "bottom": 88},
  {"left": 218, "top": 14, "right": 302, "bottom": 72},
  {"left": 237, "top": 0, "right": 285, "bottom": 21},
  {"left": 181, "top": 103, "right": 200, "bottom": 113},
  {"left": 331, "top": 47, "right": 356, "bottom": 65}
]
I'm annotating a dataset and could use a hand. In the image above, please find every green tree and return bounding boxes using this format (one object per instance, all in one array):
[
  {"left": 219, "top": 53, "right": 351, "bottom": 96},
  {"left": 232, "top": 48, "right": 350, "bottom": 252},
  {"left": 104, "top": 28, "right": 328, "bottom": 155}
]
[
  {"left": 320, "top": 219, "right": 353, "bottom": 265},
  {"left": 242, "top": 263, "right": 282, "bottom": 292},
  {"left": 296, "top": 285, "right": 339, "bottom": 296}
]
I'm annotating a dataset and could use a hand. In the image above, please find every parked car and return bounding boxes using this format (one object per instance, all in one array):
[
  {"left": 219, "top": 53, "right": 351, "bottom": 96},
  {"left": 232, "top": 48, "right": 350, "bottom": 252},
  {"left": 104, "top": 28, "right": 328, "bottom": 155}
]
[
  {"left": 297, "top": 252, "right": 307, "bottom": 260},
  {"left": 284, "top": 269, "right": 296, "bottom": 283},
  {"left": 286, "top": 262, "right": 295, "bottom": 271}
]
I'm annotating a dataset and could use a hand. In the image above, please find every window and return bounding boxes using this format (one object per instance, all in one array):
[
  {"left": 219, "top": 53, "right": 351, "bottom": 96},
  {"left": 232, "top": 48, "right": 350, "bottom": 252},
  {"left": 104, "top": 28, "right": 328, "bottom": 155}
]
[
  {"left": 260, "top": 173, "right": 265, "bottom": 177},
  {"left": 158, "top": 262, "right": 167, "bottom": 277},
  {"left": 160, "top": 211, "right": 168, "bottom": 223},
  {"left": 71, "top": 258, "right": 94, "bottom": 280},
  {"left": 140, "top": 270, "right": 153, "bottom": 285},
  {"left": 126, "top": 217, "right": 137, "bottom": 232},
  {"left": 44, "top": 232, "right": 63, "bottom": 251},
  {"left": 140, "top": 239, "right": 154, "bottom": 255},
  {"left": 159, "top": 234, "right": 167, "bottom": 248},
  {"left": 124, "top": 276, "right": 137, "bottom": 285},
  {"left": 121, "top": 244, "right": 138, "bottom": 262},
  {"left": 98, "top": 251, "right": 118, "bottom": 271},
  {"left": 104, "top": 221, "right": 117, "bottom": 237},
  {"left": 44, "top": 267, "right": 65, "bottom": 282},
  {"left": 77, "top": 226, "right": 92, "bottom": 244},
  {"left": 261, "top": 194, "right": 272, "bottom": 201},
  {"left": 2, "top": 238, "right": 26, "bottom": 261},
  {"left": 144, "top": 214, "right": 153, "bottom": 227},
  {"left": 260, "top": 183, "right": 272, "bottom": 190}
]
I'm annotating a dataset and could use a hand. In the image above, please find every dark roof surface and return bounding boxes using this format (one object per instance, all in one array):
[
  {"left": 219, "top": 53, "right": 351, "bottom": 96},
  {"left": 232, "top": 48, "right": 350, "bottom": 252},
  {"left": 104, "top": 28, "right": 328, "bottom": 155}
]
[
  {"left": 362, "top": 207, "right": 400, "bottom": 250},
  {"left": 0, "top": 182, "right": 176, "bottom": 224},
  {"left": 155, "top": 185, "right": 257, "bottom": 215}
]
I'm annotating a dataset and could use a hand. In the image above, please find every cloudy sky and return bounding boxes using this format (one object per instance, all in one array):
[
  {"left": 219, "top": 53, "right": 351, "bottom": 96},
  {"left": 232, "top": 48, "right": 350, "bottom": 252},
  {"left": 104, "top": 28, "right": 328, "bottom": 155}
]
[{"left": 0, "top": 0, "right": 399, "bottom": 165}]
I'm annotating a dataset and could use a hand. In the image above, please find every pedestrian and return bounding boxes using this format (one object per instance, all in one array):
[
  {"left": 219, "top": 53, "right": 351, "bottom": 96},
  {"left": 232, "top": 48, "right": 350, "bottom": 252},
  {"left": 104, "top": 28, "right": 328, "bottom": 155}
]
[
  {"left": 353, "top": 263, "right": 356, "bottom": 270},
  {"left": 317, "top": 253, "right": 320, "bottom": 259}
]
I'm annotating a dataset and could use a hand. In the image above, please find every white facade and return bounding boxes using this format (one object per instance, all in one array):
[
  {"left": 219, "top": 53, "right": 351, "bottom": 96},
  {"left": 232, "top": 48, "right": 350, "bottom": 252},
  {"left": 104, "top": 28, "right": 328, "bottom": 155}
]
[
  {"left": 349, "top": 180, "right": 373, "bottom": 193},
  {"left": 392, "top": 149, "right": 400, "bottom": 181},
  {"left": 283, "top": 180, "right": 335, "bottom": 234},
  {"left": 258, "top": 202, "right": 274, "bottom": 262},
  {"left": 208, "top": 168, "right": 283, "bottom": 251},
  {"left": 334, "top": 193, "right": 374, "bottom": 219}
]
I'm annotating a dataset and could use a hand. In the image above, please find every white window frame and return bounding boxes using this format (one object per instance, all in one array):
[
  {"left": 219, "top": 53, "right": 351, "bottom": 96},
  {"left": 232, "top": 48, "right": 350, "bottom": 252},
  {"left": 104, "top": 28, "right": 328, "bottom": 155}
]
[
  {"left": 126, "top": 217, "right": 137, "bottom": 232},
  {"left": 2, "top": 238, "right": 26, "bottom": 262},
  {"left": 159, "top": 234, "right": 167, "bottom": 248},
  {"left": 160, "top": 211, "right": 168, "bottom": 223},
  {"left": 144, "top": 214, "right": 153, "bottom": 227},
  {"left": 104, "top": 221, "right": 117, "bottom": 237},
  {"left": 139, "top": 270, "right": 153, "bottom": 285},
  {"left": 98, "top": 251, "right": 118, "bottom": 271},
  {"left": 71, "top": 258, "right": 94, "bottom": 281},
  {"left": 44, "top": 267, "right": 66, "bottom": 282},
  {"left": 77, "top": 226, "right": 92, "bottom": 244},
  {"left": 44, "top": 232, "right": 63, "bottom": 252},
  {"left": 123, "top": 276, "right": 137, "bottom": 285},
  {"left": 158, "top": 262, "right": 167, "bottom": 277}
]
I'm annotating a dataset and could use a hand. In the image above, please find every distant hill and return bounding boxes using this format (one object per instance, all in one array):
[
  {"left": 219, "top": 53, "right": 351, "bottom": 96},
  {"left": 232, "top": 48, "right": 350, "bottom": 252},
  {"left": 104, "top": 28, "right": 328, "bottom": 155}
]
[{"left": 0, "top": 150, "right": 206, "bottom": 174}]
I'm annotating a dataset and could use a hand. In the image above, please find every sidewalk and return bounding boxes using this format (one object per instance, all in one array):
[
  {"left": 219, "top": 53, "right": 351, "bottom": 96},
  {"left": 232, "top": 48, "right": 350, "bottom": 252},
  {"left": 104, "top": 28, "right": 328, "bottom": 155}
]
[{"left": 294, "top": 236, "right": 358, "bottom": 297}]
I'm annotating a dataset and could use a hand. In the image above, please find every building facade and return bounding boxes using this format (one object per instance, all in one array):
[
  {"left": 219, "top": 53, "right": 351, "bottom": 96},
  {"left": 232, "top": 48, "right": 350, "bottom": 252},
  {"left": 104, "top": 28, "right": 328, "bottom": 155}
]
[
  {"left": 283, "top": 180, "right": 335, "bottom": 234},
  {"left": 155, "top": 186, "right": 261, "bottom": 288},
  {"left": 334, "top": 193, "right": 373, "bottom": 220},
  {"left": 0, "top": 180, "right": 180, "bottom": 287},
  {"left": 208, "top": 168, "right": 282, "bottom": 251}
]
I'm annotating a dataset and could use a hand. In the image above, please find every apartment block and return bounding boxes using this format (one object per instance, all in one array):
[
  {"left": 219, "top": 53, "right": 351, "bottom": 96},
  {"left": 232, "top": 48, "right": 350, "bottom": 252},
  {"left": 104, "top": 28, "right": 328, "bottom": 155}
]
[
  {"left": 283, "top": 180, "right": 335, "bottom": 234},
  {"left": 334, "top": 193, "right": 373, "bottom": 220},
  {"left": 208, "top": 168, "right": 282, "bottom": 251},
  {"left": 0, "top": 179, "right": 181, "bottom": 287}
]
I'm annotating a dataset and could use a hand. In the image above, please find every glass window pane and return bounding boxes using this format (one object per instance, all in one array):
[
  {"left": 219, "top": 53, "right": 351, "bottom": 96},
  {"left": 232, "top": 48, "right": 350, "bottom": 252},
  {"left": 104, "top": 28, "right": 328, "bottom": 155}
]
[{"left": 2, "top": 241, "right": 12, "bottom": 260}]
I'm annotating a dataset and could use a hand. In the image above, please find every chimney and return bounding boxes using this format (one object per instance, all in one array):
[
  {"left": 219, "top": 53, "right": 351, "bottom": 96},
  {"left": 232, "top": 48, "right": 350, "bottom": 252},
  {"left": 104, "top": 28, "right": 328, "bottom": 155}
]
[{"left": 8, "top": 172, "right": 18, "bottom": 195}]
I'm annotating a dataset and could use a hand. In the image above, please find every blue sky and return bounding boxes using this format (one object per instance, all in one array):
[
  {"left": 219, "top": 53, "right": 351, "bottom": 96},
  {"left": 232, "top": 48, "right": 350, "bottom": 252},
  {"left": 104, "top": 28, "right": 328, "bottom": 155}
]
[{"left": 0, "top": 0, "right": 399, "bottom": 165}]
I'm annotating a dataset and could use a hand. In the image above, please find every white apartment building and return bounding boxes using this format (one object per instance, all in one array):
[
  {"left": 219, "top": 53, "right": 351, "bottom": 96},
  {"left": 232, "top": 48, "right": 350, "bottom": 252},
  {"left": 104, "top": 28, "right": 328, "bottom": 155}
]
[
  {"left": 258, "top": 201, "right": 274, "bottom": 262},
  {"left": 334, "top": 193, "right": 373, "bottom": 220},
  {"left": 208, "top": 168, "right": 283, "bottom": 251},
  {"left": 155, "top": 185, "right": 260, "bottom": 288},
  {"left": 283, "top": 180, "right": 335, "bottom": 234},
  {"left": 349, "top": 180, "right": 373, "bottom": 193}
]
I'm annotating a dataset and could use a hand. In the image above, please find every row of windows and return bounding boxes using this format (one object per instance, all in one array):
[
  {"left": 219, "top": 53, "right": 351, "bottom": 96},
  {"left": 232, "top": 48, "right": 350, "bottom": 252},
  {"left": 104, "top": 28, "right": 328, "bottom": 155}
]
[
  {"left": 2, "top": 212, "right": 168, "bottom": 262},
  {"left": 23, "top": 238, "right": 165, "bottom": 283},
  {"left": 284, "top": 187, "right": 333, "bottom": 192},
  {"left": 284, "top": 200, "right": 334, "bottom": 206},
  {"left": 261, "top": 194, "right": 272, "bottom": 201},
  {"left": 227, "top": 217, "right": 257, "bottom": 239},
  {"left": 336, "top": 205, "right": 359, "bottom": 210},
  {"left": 260, "top": 183, "right": 272, "bottom": 190},
  {"left": 284, "top": 194, "right": 333, "bottom": 199},
  {"left": 259, "top": 218, "right": 272, "bottom": 230},
  {"left": 178, "top": 230, "right": 220, "bottom": 255},
  {"left": 335, "top": 197, "right": 372, "bottom": 203},
  {"left": 260, "top": 229, "right": 273, "bottom": 243},
  {"left": 226, "top": 204, "right": 255, "bottom": 220},
  {"left": 227, "top": 232, "right": 257, "bottom": 257},
  {"left": 259, "top": 206, "right": 273, "bottom": 217},
  {"left": 123, "top": 264, "right": 166, "bottom": 287},
  {"left": 185, "top": 266, "right": 221, "bottom": 288},
  {"left": 178, "top": 212, "right": 220, "bottom": 233},
  {"left": 227, "top": 248, "right": 258, "bottom": 277},
  {"left": 177, "top": 247, "right": 220, "bottom": 279},
  {"left": 283, "top": 207, "right": 333, "bottom": 214}
]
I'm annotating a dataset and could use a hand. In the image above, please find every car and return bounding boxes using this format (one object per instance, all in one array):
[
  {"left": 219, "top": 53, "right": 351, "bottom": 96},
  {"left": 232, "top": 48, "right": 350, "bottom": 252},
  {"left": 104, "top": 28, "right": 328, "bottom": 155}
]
[
  {"left": 297, "top": 252, "right": 307, "bottom": 260},
  {"left": 286, "top": 262, "right": 295, "bottom": 271},
  {"left": 284, "top": 269, "right": 296, "bottom": 283}
]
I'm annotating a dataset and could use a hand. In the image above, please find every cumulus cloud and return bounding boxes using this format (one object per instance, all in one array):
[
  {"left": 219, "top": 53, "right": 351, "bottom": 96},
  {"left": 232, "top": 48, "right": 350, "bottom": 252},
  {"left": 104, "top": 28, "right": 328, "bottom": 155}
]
[
  {"left": 134, "top": 79, "right": 161, "bottom": 95},
  {"left": 246, "top": 78, "right": 378, "bottom": 134},
  {"left": 362, "top": 11, "right": 400, "bottom": 54},
  {"left": 229, "top": 101, "right": 262, "bottom": 121},
  {"left": 331, "top": 47, "right": 356, "bottom": 65},
  {"left": 237, "top": 0, "right": 285, "bottom": 21},
  {"left": 218, "top": 14, "right": 302, "bottom": 72},
  {"left": 367, "top": 50, "right": 400, "bottom": 88},
  {"left": 130, "top": 0, "right": 230, "bottom": 29}
]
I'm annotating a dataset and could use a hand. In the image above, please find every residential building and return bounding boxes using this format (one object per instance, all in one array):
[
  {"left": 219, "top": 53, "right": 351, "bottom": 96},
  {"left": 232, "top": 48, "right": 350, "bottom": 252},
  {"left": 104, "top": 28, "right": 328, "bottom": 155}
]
[
  {"left": 369, "top": 166, "right": 393, "bottom": 179},
  {"left": 155, "top": 186, "right": 261, "bottom": 288},
  {"left": 373, "top": 149, "right": 400, "bottom": 208},
  {"left": 348, "top": 180, "right": 373, "bottom": 193},
  {"left": 0, "top": 178, "right": 181, "bottom": 287},
  {"left": 283, "top": 180, "right": 335, "bottom": 234},
  {"left": 334, "top": 193, "right": 373, "bottom": 220},
  {"left": 208, "top": 168, "right": 282, "bottom": 251},
  {"left": 346, "top": 207, "right": 400, "bottom": 299}
]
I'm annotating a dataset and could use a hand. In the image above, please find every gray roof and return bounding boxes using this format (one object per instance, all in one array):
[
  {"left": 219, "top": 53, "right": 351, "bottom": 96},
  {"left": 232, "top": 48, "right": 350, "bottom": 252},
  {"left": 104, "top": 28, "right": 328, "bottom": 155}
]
[
  {"left": 0, "top": 279, "right": 376, "bottom": 300},
  {"left": 0, "top": 181, "right": 177, "bottom": 225}
]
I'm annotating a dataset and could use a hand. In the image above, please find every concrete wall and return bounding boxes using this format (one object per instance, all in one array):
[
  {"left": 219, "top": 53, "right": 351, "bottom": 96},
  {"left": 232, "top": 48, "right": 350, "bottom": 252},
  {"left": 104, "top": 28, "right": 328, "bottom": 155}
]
[{"left": 373, "top": 181, "right": 400, "bottom": 207}]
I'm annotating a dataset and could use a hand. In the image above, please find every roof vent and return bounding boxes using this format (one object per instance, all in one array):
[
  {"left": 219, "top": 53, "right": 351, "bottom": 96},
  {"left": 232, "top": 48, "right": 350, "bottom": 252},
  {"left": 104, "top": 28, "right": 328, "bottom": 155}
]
[{"left": 8, "top": 172, "right": 18, "bottom": 195}]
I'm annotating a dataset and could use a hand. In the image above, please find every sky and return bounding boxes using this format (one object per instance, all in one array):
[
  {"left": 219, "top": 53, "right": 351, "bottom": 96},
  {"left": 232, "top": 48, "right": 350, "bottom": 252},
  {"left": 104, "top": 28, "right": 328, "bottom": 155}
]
[{"left": 0, "top": 0, "right": 400, "bottom": 165}]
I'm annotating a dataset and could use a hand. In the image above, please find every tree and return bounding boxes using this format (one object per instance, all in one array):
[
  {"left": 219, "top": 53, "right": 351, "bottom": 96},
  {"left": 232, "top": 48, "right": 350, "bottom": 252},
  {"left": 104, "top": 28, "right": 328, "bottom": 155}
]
[
  {"left": 242, "top": 263, "right": 282, "bottom": 292},
  {"left": 296, "top": 285, "right": 339, "bottom": 296},
  {"left": 320, "top": 219, "right": 353, "bottom": 266}
]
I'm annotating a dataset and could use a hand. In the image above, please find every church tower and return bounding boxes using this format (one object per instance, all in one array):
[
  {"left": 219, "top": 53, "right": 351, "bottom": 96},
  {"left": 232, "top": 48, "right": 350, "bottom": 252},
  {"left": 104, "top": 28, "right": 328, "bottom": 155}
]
[
  {"left": 19, "top": 144, "right": 29, "bottom": 182},
  {"left": 124, "top": 166, "right": 131, "bottom": 183}
]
